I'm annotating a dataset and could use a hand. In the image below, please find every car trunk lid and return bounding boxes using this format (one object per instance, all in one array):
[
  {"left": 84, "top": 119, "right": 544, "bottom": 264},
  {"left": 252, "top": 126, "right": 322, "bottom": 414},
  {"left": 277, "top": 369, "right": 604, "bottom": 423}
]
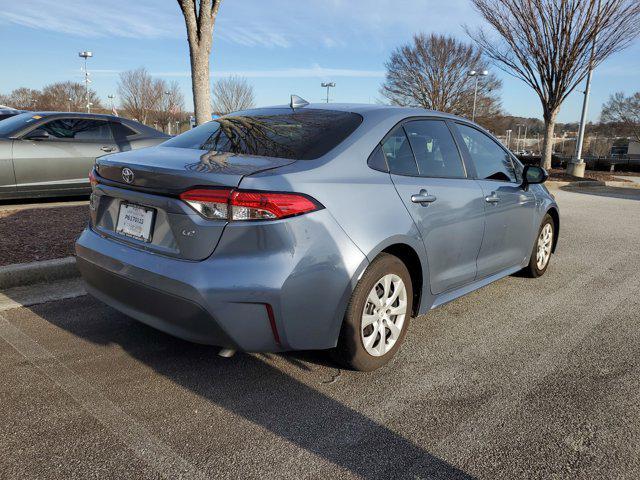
[
  {"left": 91, "top": 146, "right": 295, "bottom": 260},
  {"left": 96, "top": 146, "right": 294, "bottom": 193}
]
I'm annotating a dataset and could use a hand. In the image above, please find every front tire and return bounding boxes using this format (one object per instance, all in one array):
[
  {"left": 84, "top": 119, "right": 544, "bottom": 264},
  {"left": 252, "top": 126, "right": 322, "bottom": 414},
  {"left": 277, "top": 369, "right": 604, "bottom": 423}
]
[
  {"left": 332, "top": 253, "right": 413, "bottom": 372},
  {"left": 523, "top": 213, "right": 555, "bottom": 278}
]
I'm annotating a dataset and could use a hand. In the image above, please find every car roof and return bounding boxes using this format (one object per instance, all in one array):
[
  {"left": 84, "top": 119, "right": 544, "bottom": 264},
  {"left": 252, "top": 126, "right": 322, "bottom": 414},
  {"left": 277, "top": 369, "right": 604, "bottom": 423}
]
[
  {"left": 3, "top": 111, "right": 169, "bottom": 138},
  {"left": 258, "top": 102, "right": 467, "bottom": 121}
]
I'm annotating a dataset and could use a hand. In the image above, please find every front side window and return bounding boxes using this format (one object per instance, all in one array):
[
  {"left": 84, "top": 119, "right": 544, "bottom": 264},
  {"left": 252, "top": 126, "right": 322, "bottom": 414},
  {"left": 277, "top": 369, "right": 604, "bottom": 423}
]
[
  {"left": 404, "top": 120, "right": 465, "bottom": 178},
  {"left": 163, "top": 108, "right": 363, "bottom": 160},
  {"left": 457, "top": 123, "right": 516, "bottom": 182},
  {"left": 39, "top": 119, "right": 113, "bottom": 141},
  {"left": 381, "top": 127, "right": 418, "bottom": 176}
]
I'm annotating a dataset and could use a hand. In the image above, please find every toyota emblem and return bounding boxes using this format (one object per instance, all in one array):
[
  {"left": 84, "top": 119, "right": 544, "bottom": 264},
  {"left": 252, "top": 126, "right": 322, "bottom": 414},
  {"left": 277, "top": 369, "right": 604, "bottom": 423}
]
[{"left": 121, "top": 167, "right": 134, "bottom": 184}]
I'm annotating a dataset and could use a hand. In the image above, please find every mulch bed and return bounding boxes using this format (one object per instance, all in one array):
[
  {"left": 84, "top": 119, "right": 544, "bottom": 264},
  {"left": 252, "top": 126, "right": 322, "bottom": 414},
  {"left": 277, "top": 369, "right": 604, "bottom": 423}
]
[
  {"left": 548, "top": 168, "right": 632, "bottom": 183},
  {"left": 0, "top": 205, "right": 89, "bottom": 267}
]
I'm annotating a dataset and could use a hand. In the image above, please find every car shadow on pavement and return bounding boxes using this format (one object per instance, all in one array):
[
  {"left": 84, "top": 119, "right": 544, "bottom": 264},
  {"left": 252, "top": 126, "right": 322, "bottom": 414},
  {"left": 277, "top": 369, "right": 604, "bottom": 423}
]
[
  {"left": 560, "top": 185, "right": 640, "bottom": 201},
  {"left": 24, "top": 296, "right": 475, "bottom": 480}
]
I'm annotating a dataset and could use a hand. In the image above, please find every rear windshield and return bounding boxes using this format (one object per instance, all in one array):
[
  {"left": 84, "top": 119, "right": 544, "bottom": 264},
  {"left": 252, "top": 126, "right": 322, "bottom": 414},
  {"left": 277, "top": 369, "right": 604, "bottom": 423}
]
[{"left": 163, "top": 108, "right": 363, "bottom": 160}]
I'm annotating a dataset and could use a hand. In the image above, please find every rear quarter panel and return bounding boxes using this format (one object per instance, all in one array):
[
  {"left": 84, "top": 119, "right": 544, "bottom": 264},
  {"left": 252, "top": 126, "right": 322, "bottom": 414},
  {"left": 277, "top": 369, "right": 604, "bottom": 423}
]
[{"left": 239, "top": 110, "right": 436, "bottom": 313}]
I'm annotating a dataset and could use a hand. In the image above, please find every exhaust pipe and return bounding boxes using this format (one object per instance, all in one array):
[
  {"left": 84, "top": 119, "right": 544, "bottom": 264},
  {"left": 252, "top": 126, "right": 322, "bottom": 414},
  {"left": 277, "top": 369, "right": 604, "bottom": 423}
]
[{"left": 218, "top": 348, "right": 236, "bottom": 358}]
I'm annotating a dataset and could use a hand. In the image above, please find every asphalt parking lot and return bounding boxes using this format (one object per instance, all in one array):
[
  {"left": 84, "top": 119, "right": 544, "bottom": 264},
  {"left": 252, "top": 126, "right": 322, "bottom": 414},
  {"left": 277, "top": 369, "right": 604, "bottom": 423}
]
[{"left": 1, "top": 185, "right": 640, "bottom": 479}]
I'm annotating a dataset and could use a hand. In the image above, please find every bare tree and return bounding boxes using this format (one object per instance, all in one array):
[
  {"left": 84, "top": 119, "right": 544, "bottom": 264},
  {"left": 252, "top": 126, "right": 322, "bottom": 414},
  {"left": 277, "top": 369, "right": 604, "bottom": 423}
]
[
  {"left": 0, "top": 87, "right": 42, "bottom": 110},
  {"left": 468, "top": 0, "right": 640, "bottom": 169},
  {"left": 0, "top": 83, "right": 102, "bottom": 111},
  {"left": 154, "top": 80, "right": 186, "bottom": 133},
  {"left": 381, "top": 33, "right": 502, "bottom": 118},
  {"left": 177, "top": 0, "right": 223, "bottom": 125},
  {"left": 601, "top": 91, "right": 640, "bottom": 142},
  {"left": 118, "top": 67, "right": 163, "bottom": 124},
  {"left": 39, "top": 81, "right": 102, "bottom": 112},
  {"left": 212, "top": 76, "right": 256, "bottom": 115}
]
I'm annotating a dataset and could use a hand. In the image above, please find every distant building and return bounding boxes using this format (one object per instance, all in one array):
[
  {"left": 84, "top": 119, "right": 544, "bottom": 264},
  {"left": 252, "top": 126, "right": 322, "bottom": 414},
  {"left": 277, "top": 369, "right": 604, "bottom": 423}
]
[{"left": 611, "top": 139, "right": 640, "bottom": 158}]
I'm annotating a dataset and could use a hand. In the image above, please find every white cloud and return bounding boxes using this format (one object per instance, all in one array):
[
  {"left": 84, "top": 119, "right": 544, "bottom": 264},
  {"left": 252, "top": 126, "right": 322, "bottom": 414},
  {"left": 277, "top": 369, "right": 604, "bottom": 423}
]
[
  {"left": 155, "top": 66, "right": 385, "bottom": 79},
  {"left": 0, "top": 0, "right": 480, "bottom": 50}
]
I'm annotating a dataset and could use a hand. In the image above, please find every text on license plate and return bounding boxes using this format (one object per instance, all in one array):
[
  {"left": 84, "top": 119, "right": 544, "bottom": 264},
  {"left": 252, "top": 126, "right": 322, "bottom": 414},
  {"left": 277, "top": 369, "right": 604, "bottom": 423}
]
[{"left": 116, "top": 203, "right": 155, "bottom": 242}]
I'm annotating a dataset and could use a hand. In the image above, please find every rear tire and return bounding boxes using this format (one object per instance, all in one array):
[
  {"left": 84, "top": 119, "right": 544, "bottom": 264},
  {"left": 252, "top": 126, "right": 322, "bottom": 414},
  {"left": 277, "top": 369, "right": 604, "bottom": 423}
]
[
  {"left": 331, "top": 253, "right": 413, "bottom": 372},
  {"left": 522, "top": 214, "right": 554, "bottom": 278}
]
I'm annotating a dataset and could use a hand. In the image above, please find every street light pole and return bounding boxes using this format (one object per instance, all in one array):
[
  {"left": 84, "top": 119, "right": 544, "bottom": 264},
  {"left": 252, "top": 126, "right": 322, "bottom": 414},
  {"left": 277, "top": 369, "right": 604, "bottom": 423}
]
[
  {"left": 467, "top": 69, "right": 488, "bottom": 122},
  {"left": 107, "top": 94, "right": 115, "bottom": 115},
  {"left": 78, "top": 51, "right": 93, "bottom": 113},
  {"left": 321, "top": 82, "right": 335, "bottom": 103},
  {"left": 569, "top": 0, "right": 601, "bottom": 178},
  {"left": 506, "top": 129, "right": 512, "bottom": 150},
  {"left": 164, "top": 91, "right": 171, "bottom": 135}
]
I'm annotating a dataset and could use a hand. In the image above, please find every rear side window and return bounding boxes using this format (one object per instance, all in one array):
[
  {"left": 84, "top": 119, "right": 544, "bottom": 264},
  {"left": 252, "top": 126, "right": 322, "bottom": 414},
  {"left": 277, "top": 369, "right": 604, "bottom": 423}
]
[
  {"left": 39, "top": 119, "right": 113, "bottom": 141},
  {"left": 381, "top": 127, "right": 418, "bottom": 176},
  {"left": 162, "top": 108, "right": 363, "bottom": 160},
  {"left": 456, "top": 123, "right": 516, "bottom": 182},
  {"left": 404, "top": 120, "right": 465, "bottom": 178},
  {"left": 111, "top": 122, "right": 138, "bottom": 139}
]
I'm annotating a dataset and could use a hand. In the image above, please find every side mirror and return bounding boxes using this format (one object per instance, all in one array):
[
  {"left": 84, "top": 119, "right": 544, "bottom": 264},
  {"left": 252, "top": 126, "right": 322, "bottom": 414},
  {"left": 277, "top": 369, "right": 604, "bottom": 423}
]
[
  {"left": 24, "top": 129, "right": 50, "bottom": 141},
  {"left": 522, "top": 165, "right": 548, "bottom": 187}
]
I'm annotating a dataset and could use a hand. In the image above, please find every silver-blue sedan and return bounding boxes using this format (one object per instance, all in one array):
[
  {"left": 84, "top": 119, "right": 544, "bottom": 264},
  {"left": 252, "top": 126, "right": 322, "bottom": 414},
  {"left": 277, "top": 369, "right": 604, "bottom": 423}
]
[{"left": 75, "top": 101, "right": 559, "bottom": 371}]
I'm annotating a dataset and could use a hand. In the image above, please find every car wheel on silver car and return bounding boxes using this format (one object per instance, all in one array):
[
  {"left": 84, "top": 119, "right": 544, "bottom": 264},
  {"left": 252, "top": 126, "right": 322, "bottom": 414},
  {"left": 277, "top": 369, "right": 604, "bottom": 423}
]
[
  {"left": 523, "top": 213, "right": 555, "bottom": 278},
  {"left": 332, "top": 253, "right": 413, "bottom": 371}
]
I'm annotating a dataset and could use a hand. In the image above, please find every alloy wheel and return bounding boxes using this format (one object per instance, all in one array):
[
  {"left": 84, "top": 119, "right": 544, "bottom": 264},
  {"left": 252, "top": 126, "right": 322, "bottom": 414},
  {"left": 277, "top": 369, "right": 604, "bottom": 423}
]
[
  {"left": 536, "top": 223, "right": 553, "bottom": 270},
  {"left": 361, "top": 274, "right": 408, "bottom": 357}
]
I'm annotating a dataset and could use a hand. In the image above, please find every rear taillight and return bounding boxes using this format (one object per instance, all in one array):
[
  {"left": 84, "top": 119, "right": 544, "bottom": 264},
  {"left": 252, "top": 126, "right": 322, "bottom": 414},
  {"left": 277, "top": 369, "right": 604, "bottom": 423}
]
[
  {"left": 179, "top": 188, "right": 322, "bottom": 221},
  {"left": 89, "top": 169, "right": 98, "bottom": 188}
]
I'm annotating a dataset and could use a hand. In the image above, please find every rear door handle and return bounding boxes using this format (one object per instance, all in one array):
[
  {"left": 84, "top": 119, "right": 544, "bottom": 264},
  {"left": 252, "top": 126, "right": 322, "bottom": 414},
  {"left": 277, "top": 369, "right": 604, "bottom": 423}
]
[
  {"left": 485, "top": 192, "right": 500, "bottom": 204},
  {"left": 100, "top": 146, "right": 115, "bottom": 152},
  {"left": 411, "top": 189, "right": 437, "bottom": 205}
]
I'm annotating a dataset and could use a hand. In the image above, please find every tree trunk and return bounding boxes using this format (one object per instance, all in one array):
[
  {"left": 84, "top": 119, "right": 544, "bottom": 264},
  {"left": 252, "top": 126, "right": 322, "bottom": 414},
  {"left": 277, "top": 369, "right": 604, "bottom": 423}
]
[
  {"left": 540, "top": 110, "right": 558, "bottom": 170},
  {"left": 189, "top": 46, "right": 212, "bottom": 125}
]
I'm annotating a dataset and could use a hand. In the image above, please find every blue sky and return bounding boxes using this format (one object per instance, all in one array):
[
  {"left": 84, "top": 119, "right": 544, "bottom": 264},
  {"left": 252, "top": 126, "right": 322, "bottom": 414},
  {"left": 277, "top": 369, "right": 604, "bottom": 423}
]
[{"left": 0, "top": 0, "right": 638, "bottom": 123}]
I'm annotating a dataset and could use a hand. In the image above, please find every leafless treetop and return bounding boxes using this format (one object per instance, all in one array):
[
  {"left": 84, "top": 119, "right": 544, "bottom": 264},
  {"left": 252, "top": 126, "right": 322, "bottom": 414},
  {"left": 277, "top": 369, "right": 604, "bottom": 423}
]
[
  {"left": 213, "top": 76, "right": 256, "bottom": 115},
  {"left": 468, "top": 0, "right": 640, "bottom": 118},
  {"left": 601, "top": 91, "right": 640, "bottom": 141},
  {"left": 381, "top": 33, "right": 502, "bottom": 117}
]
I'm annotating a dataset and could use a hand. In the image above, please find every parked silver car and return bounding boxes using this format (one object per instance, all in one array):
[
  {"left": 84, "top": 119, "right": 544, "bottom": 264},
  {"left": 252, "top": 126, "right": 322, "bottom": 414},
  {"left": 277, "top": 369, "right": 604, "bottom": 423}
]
[
  {"left": 76, "top": 102, "right": 559, "bottom": 371},
  {"left": 0, "top": 112, "right": 169, "bottom": 199}
]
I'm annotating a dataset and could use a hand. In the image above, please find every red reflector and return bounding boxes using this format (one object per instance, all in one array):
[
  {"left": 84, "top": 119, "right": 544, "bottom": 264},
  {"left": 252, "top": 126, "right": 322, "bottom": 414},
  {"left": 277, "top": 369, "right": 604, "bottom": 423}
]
[
  {"left": 231, "top": 191, "right": 318, "bottom": 219},
  {"left": 265, "top": 303, "right": 281, "bottom": 346}
]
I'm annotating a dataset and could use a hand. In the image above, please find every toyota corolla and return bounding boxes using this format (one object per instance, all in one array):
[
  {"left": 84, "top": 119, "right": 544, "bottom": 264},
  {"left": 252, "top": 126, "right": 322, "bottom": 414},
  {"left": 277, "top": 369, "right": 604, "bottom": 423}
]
[{"left": 75, "top": 98, "right": 558, "bottom": 371}]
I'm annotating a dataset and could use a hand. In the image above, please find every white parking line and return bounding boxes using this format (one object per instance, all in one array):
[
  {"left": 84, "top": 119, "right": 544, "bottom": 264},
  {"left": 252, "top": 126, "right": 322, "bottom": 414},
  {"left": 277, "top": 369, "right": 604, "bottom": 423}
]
[{"left": 0, "top": 313, "right": 208, "bottom": 480}]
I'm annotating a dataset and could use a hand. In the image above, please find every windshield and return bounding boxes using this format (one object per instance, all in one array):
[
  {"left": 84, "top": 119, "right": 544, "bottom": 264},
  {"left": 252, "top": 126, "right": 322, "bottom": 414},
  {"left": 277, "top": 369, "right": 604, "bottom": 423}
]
[
  {"left": 163, "top": 108, "right": 363, "bottom": 160},
  {"left": 0, "top": 112, "right": 42, "bottom": 137}
]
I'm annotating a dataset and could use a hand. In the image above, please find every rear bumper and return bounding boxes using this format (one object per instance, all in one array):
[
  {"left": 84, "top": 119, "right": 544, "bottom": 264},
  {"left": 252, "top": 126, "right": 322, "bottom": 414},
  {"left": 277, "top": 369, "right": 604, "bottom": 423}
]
[{"left": 75, "top": 210, "right": 367, "bottom": 352}]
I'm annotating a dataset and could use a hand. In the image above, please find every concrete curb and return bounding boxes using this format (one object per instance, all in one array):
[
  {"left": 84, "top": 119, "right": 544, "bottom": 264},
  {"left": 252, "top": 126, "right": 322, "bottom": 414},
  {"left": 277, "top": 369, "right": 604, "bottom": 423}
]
[
  {"left": 546, "top": 180, "right": 605, "bottom": 189},
  {"left": 0, "top": 257, "right": 79, "bottom": 290}
]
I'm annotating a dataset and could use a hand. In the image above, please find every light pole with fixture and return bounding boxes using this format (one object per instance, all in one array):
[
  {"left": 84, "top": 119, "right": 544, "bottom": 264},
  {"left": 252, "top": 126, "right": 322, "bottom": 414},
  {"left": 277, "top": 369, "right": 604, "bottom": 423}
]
[
  {"left": 468, "top": 69, "right": 488, "bottom": 122},
  {"left": 107, "top": 94, "right": 116, "bottom": 116},
  {"left": 78, "top": 51, "right": 93, "bottom": 113},
  {"left": 164, "top": 91, "right": 172, "bottom": 134},
  {"left": 321, "top": 82, "right": 335, "bottom": 103}
]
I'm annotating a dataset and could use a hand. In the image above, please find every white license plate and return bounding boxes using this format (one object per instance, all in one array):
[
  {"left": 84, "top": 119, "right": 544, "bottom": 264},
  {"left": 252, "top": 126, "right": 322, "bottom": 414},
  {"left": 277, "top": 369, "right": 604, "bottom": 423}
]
[{"left": 116, "top": 203, "right": 155, "bottom": 242}]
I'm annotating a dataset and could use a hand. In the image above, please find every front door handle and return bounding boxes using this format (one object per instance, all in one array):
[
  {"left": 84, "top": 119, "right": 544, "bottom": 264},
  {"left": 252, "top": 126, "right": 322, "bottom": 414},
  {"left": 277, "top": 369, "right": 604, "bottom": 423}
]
[
  {"left": 411, "top": 189, "right": 437, "bottom": 205},
  {"left": 100, "top": 146, "right": 115, "bottom": 152},
  {"left": 485, "top": 192, "right": 500, "bottom": 204}
]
